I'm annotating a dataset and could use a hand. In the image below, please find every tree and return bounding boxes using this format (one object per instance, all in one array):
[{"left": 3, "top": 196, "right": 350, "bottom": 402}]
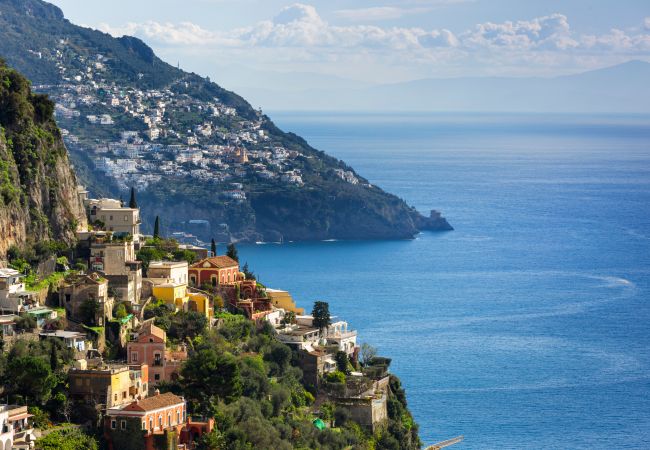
[
  {"left": 35, "top": 426, "right": 98, "bottom": 450},
  {"left": 196, "top": 430, "right": 227, "bottom": 450},
  {"left": 181, "top": 348, "right": 242, "bottom": 415},
  {"left": 360, "top": 343, "right": 378, "bottom": 366},
  {"left": 114, "top": 303, "right": 128, "bottom": 320},
  {"left": 320, "top": 402, "right": 335, "bottom": 427},
  {"left": 128, "top": 187, "right": 138, "bottom": 209},
  {"left": 242, "top": 262, "right": 255, "bottom": 280},
  {"left": 263, "top": 342, "right": 292, "bottom": 376},
  {"left": 80, "top": 297, "right": 101, "bottom": 325},
  {"left": 311, "top": 301, "right": 331, "bottom": 335},
  {"left": 281, "top": 311, "right": 296, "bottom": 325},
  {"left": 6, "top": 355, "right": 56, "bottom": 403},
  {"left": 335, "top": 351, "right": 350, "bottom": 374},
  {"left": 226, "top": 243, "right": 239, "bottom": 262},
  {"left": 153, "top": 215, "right": 160, "bottom": 239},
  {"left": 211, "top": 238, "right": 217, "bottom": 257}
]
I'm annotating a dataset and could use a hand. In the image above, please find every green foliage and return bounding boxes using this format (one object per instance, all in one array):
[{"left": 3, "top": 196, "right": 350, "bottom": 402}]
[
  {"left": 312, "top": 301, "right": 331, "bottom": 332},
  {"left": 28, "top": 406, "right": 51, "bottom": 429},
  {"left": 79, "top": 297, "right": 101, "bottom": 325},
  {"left": 360, "top": 343, "right": 378, "bottom": 367},
  {"left": 129, "top": 186, "right": 138, "bottom": 208},
  {"left": 325, "top": 371, "right": 346, "bottom": 384},
  {"left": 196, "top": 429, "right": 227, "bottom": 450},
  {"left": 14, "top": 313, "right": 36, "bottom": 331},
  {"left": 6, "top": 355, "right": 56, "bottom": 403},
  {"left": 114, "top": 302, "right": 128, "bottom": 320},
  {"left": 263, "top": 341, "right": 292, "bottom": 377},
  {"left": 181, "top": 348, "right": 242, "bottom": 415},
  {"left": 137, "top": 237, "right": 196, "bottom": 272},
  {"left": 335, "top": 351, "right": 351, "bottom": 375},
  {"left": 320, "top": 401, "right": 335, "bottom": 427},
  {"left": 35, "top": 426, "right": 99, "bottom": 450},
  {"left": 153, "top": 215, "right": 160, "bottom": 239},
  {"left": 226, "top": 243, "right": 239, "bottom": 262}
]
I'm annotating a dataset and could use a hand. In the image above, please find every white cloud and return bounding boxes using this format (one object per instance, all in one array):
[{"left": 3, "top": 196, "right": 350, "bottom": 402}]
[
  {"left": 461, "top": 14, "right": 578, "bottom": 51},
  {"left": 98, "top": 6, "right": 650, "bottom": 79},
  {"left": 335, "top": 7, "right": 415, "bottom": 22}
]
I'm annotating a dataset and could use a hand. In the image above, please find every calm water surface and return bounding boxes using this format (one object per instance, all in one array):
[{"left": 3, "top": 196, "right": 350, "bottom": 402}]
[{"left": 238, "top": 112, "right": 650, "bottom": 449}]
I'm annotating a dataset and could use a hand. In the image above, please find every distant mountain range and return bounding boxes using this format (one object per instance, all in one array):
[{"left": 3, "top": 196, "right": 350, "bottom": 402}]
[
  {"left": 0, "top": 0, "right": 452, "bottom": 243},
  {"left": 229, "top": 60, "right": 650, "bottom": 113}
]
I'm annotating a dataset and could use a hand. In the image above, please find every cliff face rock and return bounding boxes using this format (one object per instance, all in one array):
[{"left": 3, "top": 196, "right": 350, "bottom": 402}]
[{"left": 0, "top": 60, "right": 86, "bottom": 258}]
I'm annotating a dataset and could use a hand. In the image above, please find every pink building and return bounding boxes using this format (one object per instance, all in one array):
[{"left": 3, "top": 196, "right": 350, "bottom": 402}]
[{"left": 127, "top": 320, "right": 187, "bottom": 386}]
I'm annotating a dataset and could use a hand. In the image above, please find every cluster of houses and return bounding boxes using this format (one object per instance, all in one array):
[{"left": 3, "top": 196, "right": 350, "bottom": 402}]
[
  {"left": 35, "top": 41, "right": 325, "bottom": 196},
  {"left": 0, "top": 187, "right": 390, "bottom": 448}
]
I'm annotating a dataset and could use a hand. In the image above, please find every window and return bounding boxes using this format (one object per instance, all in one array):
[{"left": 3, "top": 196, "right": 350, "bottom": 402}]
[
  {"left": 114, "top": 394, "right": 118, "bottom": 402},
  {"left": 168, "top": 413, "right": 171, "bottom": 425},
  {"left": 121, "top": 420, "right": 126, "bottom": 430},
  {"left": 190, "top": 275, "right": 196, "bottom": 285},
  {"left": 177, "top": 411, "right": 180, "bottom": 424},
  {"left": 154, "top": 373, "right": 160, "bottom": 381},
  {"left": 109, "top": 215, "right": 113, "bottom": 221},
  {"left": 124, "top": 216, "right": 128, "bottom": 222},
  {"left": 65, "top": 294, "right": 71, "bottom": 303},
  {"left": 211, "top": 276, "right": 217, "bottom": 287},
  {"left": 149, "top": 418, "right": 153, "bottom": 430},
  {"left": 131, "top": 352, "right": 138, "bottom": 362},
  {"left": 158, "top": 416, "right": 163, "bottom": 428},
  {"left": 122, "top": 391, "right": 127, "bottom": 399},
  {"left": 142, "top": 421, "right": 146, "bottom": 430},
  {"left": 111, "top": 420, "right": 116, "bottom": 429}
]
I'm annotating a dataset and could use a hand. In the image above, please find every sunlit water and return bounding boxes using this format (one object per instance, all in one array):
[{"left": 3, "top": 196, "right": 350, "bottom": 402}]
[{"left": 237, "top": 112, "right": 650, "bottom": 449}]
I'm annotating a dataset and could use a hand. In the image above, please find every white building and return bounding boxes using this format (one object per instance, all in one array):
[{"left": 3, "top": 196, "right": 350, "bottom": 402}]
[{"left": 85, "top": 198, "right": 141, "bottom": 240}]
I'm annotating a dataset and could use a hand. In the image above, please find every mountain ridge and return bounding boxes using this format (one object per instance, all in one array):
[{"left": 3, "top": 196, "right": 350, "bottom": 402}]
[
  {"left": 226, "top": 60, "right": 650, "bottom": 113},
  {"left": 0, "top": 0, "right": 452, "bottom": 243}
]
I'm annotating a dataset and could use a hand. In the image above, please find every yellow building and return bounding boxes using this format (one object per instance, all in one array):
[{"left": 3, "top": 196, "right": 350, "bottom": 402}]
[
  {"left": 152, "top": 283, "right": 213, "bottom": 320},
  {"left": 152, "top": 283, "right": 188, "bottom": 310},
  {"left": 188, "top": 292, "right": 213, "bottom": 320},
  {"left": 266, "top": 288, "right": 305, "bottom": 314}
]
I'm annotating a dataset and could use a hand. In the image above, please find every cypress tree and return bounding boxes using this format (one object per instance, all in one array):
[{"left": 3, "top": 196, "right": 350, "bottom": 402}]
[
  {"left": 226, "top": 243, "right": 238, "bottom": 262},
  {"left": 211, "top": 238, "right": 217, "bottom": 257},
  {"left": 153, "top": 216, "right": 160, "bottom": 239},
  {"left": 129, "top": 187, "right": 138, "bottom": 209}
]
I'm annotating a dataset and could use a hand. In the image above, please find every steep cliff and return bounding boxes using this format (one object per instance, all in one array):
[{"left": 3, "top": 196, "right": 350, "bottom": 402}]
[{"left": 0, "top": 59, "right": 86, "bottom": 259}]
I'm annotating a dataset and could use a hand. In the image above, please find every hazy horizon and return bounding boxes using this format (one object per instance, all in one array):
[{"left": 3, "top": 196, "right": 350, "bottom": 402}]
[{"left": 46, "top": 0, "right": 650, "bottom": 111}]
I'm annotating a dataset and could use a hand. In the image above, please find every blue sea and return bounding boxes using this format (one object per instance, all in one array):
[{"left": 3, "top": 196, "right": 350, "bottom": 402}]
[{"left": 239, "top": 112, "right": 650, "bottom": 449}]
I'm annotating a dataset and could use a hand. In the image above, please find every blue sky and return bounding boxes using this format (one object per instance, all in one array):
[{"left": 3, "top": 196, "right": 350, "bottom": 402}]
[{"left": 49, "top": 0, "right": 650, "bottom": 85}]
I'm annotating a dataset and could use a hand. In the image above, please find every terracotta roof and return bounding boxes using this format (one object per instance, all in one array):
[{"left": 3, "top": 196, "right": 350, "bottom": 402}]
[
  {"left": 122, "top": 392, "right": 184, "bottom": 412},
  {"left": 191, "top": 256, "right": 238, "bottom": 269},
  {"left": 140, "top": 319, "right": 166, "bottom": 341}
]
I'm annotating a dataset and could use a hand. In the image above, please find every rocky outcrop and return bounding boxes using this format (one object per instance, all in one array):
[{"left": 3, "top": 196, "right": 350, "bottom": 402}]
[{"left": 0, "top": 60, "right": 87, "bottom": 258}]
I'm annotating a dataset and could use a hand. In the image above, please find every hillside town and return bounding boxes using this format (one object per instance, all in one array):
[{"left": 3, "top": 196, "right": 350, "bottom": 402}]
[
  {"left": 0, "top": 188, "right": 395, "bottom": 449},
  {"left": 35, "top": 39, "right": 361, "bottom": 195}
]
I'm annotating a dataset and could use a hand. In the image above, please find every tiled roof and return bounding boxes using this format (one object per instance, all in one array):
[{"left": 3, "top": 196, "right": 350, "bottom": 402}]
[
  {"left": 123, "top": 392, "right": 184, "bottom": 412},
  {"left": 191, "top": 256, "right": 238, "bottom": 269},
  {"left": 140, "top": 319, "right": 166, "bottom": 341}
]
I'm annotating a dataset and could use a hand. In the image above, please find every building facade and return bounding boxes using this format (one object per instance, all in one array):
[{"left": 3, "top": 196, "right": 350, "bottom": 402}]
[
  {"left": 188, "top": 256, "right": 240, "bottom": 287},
  {"left": 104, "top": 392, "right": 187, "bottom": 450},
  {"left": 127, "top": 320, "right": 187, "bottom": 385},
  {"left": 59, "top": 273, "right": 113, "bottom": 327}
]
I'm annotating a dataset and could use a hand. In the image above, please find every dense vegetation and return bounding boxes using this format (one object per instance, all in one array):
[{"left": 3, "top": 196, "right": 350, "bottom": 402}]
[
  {"left": 154, "top": 312, "right": 422, "bottom": 450},
  {"left": 0, "top": 56, "right": 85, "bottom": 257}
]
